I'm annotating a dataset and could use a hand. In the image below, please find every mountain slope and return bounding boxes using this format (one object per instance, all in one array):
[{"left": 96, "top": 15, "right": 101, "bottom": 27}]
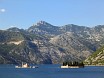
[
  {"left": 84, "top": 45, "right": 104, "bottom": 65},
  {"left": 0, "top": 21, "right": 104, "bottom": 64},
  {"left": 0, "top": 30, "right": 66, "bottom": 64},
  {"left": 50, "top": 32, "right": 95, "bottom": 60},
  {"left": 0, "top": 30, "right": 24, "bottom": 42}
]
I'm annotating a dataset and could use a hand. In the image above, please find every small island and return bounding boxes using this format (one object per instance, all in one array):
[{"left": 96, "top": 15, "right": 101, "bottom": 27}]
[
  {"left": 15, "top": 62, "right": 38, "bottom": 68},
  {"left": 61, "top": 61, "right": 84, "bottom": 68}
]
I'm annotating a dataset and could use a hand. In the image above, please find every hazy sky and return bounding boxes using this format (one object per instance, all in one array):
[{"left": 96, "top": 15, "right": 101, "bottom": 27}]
[{"left": 0, "top": 0, "right": 104, "bottom": 29}]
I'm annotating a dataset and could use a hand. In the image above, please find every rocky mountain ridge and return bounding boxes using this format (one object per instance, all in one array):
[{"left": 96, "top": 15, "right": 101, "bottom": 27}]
[{"left": 0, "top": 21, "right": 104, "bottom": 64}]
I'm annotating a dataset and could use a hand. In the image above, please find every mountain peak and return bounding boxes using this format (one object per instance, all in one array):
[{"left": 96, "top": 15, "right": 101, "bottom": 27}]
[
  {"left": 37, "top": 20, "right": 47, "bottom": 24},
  {"left": 33, "top": 21, "right": 52, "bottom": 26}
]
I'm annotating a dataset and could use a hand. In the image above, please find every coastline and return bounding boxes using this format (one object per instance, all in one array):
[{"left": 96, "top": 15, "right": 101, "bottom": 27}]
[{"left": 85, "top": 65, "right": 104, "bottom": 66}]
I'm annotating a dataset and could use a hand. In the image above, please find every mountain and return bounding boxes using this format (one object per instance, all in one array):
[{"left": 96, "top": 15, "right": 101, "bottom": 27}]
[
  {"left": 7, "top": 27, "right": 23, "bottom": 32},
  {"left": 0, "top": 21, "right": 104, "bottom": 64},
  {"left": 50, "top": 32, "right": 95, "bottom": 60},
  {"left": 0, "top": 30, "right": 24, "bottom": 42},
  {"left": 0, "top": 30, "right": 64, "bottom": 64},
  {"left": 28, "top": 21, "right": 62, "bottom": 36},
  {"left": 84, "top": 45, "right": 104, "bottom": 65}
]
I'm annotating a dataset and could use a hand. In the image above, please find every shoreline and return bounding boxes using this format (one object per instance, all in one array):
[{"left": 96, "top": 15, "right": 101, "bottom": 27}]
[{"left": 85, "top": 65, "right": 104, "bottom": 66}]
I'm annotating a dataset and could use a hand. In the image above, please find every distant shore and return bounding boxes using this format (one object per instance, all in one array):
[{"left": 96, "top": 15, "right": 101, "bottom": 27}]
[{"left": 85, "top": 65, "right": 104, "bottom": 66}]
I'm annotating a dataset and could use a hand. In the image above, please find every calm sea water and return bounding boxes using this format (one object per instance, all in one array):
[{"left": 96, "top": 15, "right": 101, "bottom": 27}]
[{"left": 0, "top": 64, "right": 104, "bottom": 78}]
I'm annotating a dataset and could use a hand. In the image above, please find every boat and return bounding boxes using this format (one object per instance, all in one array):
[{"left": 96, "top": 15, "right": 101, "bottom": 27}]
[
  {"left": 61, "top": 61, "right": 84, "bottom": 68},
  {"left": 15, "top": 62, "right": 38, "bottom": 68}
]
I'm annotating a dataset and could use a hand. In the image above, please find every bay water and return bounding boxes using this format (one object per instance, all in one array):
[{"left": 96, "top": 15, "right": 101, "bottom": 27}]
[{"left": 0, "top": 64, "right": 104, "bottom": 78}]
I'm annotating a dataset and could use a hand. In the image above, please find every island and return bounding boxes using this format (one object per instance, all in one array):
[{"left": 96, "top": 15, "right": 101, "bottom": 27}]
[
  {"left": 15, "top": 62, "right": 38, "bottom": 68},
  {"left": 61, "top": 61, "right": 84, "bottom": 68}
]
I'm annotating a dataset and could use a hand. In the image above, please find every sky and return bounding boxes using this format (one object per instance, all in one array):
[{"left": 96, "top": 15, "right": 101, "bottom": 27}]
[{"left": 0, "top": 0, "right": 104, "bottom": 29}]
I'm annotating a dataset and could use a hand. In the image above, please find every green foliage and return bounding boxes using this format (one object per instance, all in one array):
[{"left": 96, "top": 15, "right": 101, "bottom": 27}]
[
  {"left": 84, "top": 45, "right": 104, "bottom": 65},
  {"left": 90, "top": 46, "right": 104, "bottom": 58},
  {"left": 63, "top": 61, "right": 84, "bottom": 66}
]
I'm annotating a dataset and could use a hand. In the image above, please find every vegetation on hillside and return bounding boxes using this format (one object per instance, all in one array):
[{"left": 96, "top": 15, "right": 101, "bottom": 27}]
[{"left": 84, "top": 45, "right": 104, "bottom": 65}]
